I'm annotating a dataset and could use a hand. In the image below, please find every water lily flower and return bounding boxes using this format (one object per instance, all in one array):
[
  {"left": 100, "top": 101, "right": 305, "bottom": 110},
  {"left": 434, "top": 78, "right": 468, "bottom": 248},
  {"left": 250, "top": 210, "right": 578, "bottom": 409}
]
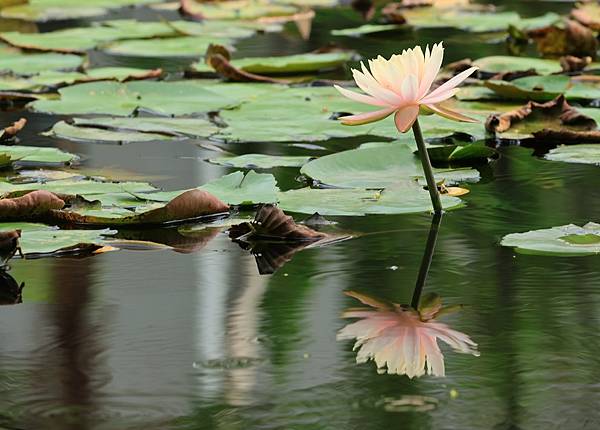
[
  {"left": 334, "top": 42, "right": 477, "bottom": 214},
  {"left": 337, "top": 291, "right": 479, "bottom": 378},
  {"left": 334, "top": 42, "right": 477, "bottom": 132}
]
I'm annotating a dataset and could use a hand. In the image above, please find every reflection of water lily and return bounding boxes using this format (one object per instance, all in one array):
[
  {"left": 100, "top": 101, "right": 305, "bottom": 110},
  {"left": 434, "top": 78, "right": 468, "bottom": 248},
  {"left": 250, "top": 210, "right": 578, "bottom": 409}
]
[
  {"left": 334, "top": 42, "right": 478, "bottom": 132},
  {"left": 337, "top": 291, "right": 478, "bottom": 378}
]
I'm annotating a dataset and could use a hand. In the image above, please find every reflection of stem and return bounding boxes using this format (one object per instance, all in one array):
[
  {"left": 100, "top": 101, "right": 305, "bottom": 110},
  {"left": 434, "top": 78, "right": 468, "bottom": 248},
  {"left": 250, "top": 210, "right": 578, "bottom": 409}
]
[
  {"left": 412, "top": 118, "right": 442, "bottom": 214},
  {"left": 411, "top": 212, "right": 443, "bottom": 309}
]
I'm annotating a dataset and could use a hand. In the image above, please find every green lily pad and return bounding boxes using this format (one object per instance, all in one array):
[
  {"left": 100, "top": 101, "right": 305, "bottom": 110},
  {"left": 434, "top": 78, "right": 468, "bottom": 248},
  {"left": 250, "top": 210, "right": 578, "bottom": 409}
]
[
  {"left": 0, "top": 0, "right": 157, "bottom": 22},
  {"left": 215, "top": 86, "right": 486, "bottom": 143},
  {"left": 473, "top": 55, "right": 563, "bottom": 75},
  {"left": 102, "top": 36, "right": 234, "bottom": 58},
  {"left": 192, "top": 51, "right": 354, "bottom": 74},
  {"left": 0, "top": 67, "right": 161, "bottom": 92},
  {"left": 208, "top": 154, "right": 313, "bottom": 169},
  {"left": 331, "top": 24, "right": 404, "bottom": 37},
  {"left": 402, "top": 9, "right": 520, "bottom": 32},
  {"left": 545, "top": 145, "right": 600, "bottom": 166},
  {"left": 501, "top": 222, "right": 600, "bottom": 256},
  {"left": 0, "top": 222, "right": 115, "bottom": 256},
  {"left": 48, "top": 117, "right": 219, "bottom": 143},
  {"left": 0, "top": 178, "right": 157, "bottom": 196},
  {"left": 0, "top": 145, "right": 76, "bottom": 165},
  {"left": 29, "top": 80, "right": 243, "bottom": 116},
  {"left": 0, "top": 49, "right": 83, "bottom": 75},
  {"left": 426, "top": 143, "right": 496, "bottom": 163},
  {"left": 0, "top": 19, "right": 249, "bottom": 53},
  {"left": 181, "top": 0, "right": 297, "bottom": 20},
  {"left": 133, "top": 171, "right": 279, "bottom": 206},
  {"left": 278, "top": 182, "right": 463, "bottom": 216},
  {"left": 485, "top": 75, "right": 571, "bottom": 101},
  {"left": 300, "top": 143, "right": 479, "bottom": 188}
]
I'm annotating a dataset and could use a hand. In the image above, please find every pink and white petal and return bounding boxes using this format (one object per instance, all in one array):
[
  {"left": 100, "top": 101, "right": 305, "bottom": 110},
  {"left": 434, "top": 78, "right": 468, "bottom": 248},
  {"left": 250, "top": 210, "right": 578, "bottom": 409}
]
[
  {"left": 425, "top": 103, "right": 479, "bottom": 123},
  {"left": 355, "top": 64, "right": 403, "bottom": 105},
  {"left": 419, "top": 87, "right": 460, "bottom": 105},
  {"left": 339, "top": 107, "right": 396, "bottom": 126},
  {"left": 394, "top": 105, "right": 419, "bottom": 133},
  {"left": 401, "top": 75, "right": 419, "bottom": 103},
  {"left": 422, "top": 66, "right": 478, "bottom": 101},
  {"left": 418, "top": 42, "right": 444, "bottom": 99},
  {"left": 334, "top": 84, "right": 390, "bottom": 107}
]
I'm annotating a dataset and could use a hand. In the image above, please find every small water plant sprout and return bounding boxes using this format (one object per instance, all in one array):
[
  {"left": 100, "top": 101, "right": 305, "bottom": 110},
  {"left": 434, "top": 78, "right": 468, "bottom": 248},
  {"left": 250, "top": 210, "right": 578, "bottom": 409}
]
[{"left": 334, "top": 42, "right": 478, "bottom": 214}]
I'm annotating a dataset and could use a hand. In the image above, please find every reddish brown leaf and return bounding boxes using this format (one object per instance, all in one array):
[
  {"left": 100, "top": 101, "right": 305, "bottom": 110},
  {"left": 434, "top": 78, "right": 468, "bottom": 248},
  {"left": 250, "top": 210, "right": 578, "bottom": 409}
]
[
  {"left": 528, "top": 19, "right": 598, "bottom": 59},
  {"left": 0, "top": 190, "right": 65, "bottom": 221},
  {"left": 0, "top": 118, "right": 27, "bottom": 142},
  {"left": 531, "top": 129, "right": 600, "bottom": 144},
  {"left": 0, "top": 229, "right": 22, "bottom": 266},
  {"left": 571, "top": 3, "right": 600, "bottom": 31},
  {"left": 559, "top": 55, "right": 592, "bottom": 73},
  {"left": 0, "top": 271, "right": 25, "bottom": 305},
  {"left": 381, "top": 3, "right": 407, "bottom": 24},
  {"left": 485, "top": 94, "right": 597, "bottom": 134},
  {"left": 351, "top": 0, "right": 375, "bottom": 21}
]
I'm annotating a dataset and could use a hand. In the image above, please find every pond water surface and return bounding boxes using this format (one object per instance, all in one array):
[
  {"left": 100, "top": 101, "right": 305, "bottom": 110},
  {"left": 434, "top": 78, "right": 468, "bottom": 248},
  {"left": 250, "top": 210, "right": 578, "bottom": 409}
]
[{"left": 1, "top": 1, "right": 600, "bottom": 429}]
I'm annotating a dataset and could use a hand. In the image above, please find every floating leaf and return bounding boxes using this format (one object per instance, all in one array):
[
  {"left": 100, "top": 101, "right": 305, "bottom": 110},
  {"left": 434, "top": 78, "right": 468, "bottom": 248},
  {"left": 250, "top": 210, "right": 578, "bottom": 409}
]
[
  {"left": 331, "top": 24, "right": 403, "bottom": 36},
  {"left": 0, "top": 178, "right": 157, "bottom": 196},
  {"left": 0, "top": 222, "right": 115, "bottom": 256},
  {"left": 401, "top": 9, "right": 520, "bottom": 33},
  {"left": 0, "top": 145, "right": 76, "bottom": 165},
  {"left": 208, "top": 154, "right": 313, "bottom": 169},
  {"left": 501, "top": 222, "right": 600, "bottom": 256},
  {"left": 473, "top": 55, "right": 563, "bottom": 76},
  {"left": 571, "top": 2, "right": 600, "bottom": 31},
  {"left": 102, "top": 36, "right": 235, "bottom": 58},
  {"left": 278, "top": 183, "right": 463, "bottom": 216},
  {"left": 0, "top": 0, "right": 157, "bottom": 22},
  {"left": 48, "top": 117, "right": 219, "bottom": 143},
  {"left": 180, "top": 0, "right": 298, "bottom": 20},
  {"left": 484, "top": 75, "right": 571, "bottom": 102},
  {"left": 30, "top": 80, "right": 244, "bottom": 116},
  {"left": 0, "top": 49, "right": 83, "bottom": 75},
  {"left": 300, "top": 143, "right": 479, "bottom": 188},
  {"left": 545, "top": 145, "right": 600, "bottom": 166},
  {"left": 0, "top": 190, "right": 64, "bottom": 221},
  {"left": 426, "top": 143, "right": 496, "bottom": 163},
  {"left": 194, "top": 51, "right": 354, "bottom": 75}
]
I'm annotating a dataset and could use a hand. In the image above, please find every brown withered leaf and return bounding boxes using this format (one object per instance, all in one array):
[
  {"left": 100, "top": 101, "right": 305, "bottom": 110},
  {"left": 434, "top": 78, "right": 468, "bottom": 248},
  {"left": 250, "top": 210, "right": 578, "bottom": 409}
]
[
  {"left": 229, "top": 204, "right": 327, "bottom": 242},
  {"left": 52, "top": 189, "right": 229, "bottom": 226},
  {"left": 0, "top": 230, "right": 22, "bottom": 266},
  {"left": 229, "top": 205, "right": 350, "bottom": 274},
  {"left": 0, "top": 118, "right": 26, "bottom": 142},
  {"left": 0, "top": 190, "right": 65, "bottom": 221},
  {"left": 205, "top": 44, "right": 292, "bottom": 84},
  {"left": 179, "top": 0, "right": 203, "bottom": 20},
  {"left": 528, "top": 19, "right": 598, "bottom": 59},
  {"left": 257, "top": 9, "right": 315, "bottom": 40},
  {"left": 560, "top": 55, "right": 592, "bottom": 73},
  {"left": 531, "top": 128, "right": 600, "bottom": 144},
  {"left": 116, "top": 226, "right": 220, "bottom": 254},
  {"left": 485, "top": 95, "right": 598, "bottom": 143},
  {"left": 0, "top": 271, "right": 24, "bottom": 305},
  {"left": 381, "top": 3, "right": 407, "bottom": 24}
]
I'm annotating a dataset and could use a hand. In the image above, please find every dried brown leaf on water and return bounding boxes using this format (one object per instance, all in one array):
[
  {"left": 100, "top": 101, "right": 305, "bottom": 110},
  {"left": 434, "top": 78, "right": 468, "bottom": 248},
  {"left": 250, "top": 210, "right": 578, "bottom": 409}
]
[
  {"left": 0, "top": 118, "right": 26, "bottom": 142},
  {"left": 0, "top": 190, "right": 65, "bottom": 221},
  {"left": 0, "top": 271, "right": 24, "bottom": 305},
  {"left": 351, "top": 0, "right": 375, "bottom": 21},
  {"left": 528, "top": 19, "right": 598, "bottom": 59},
  {"left": 205, "top": 44, "right": 291, "bottom": 83},
  {"left": 0, "top": 230, "right": 22, "bottom": 266},
  {"left": 381, "top": 3, "right": 407, "bottom": 24},
  {"left": 229, "top": 204, "right": 327, "bottom": 242},
  {"left": 485, "top": 94, "right": 597, "bottom": 134},
  {"left": 532, "top": 128, "right": 600, "bottom": 144},
  {"left": 559, "top": 55, "right": 592, "bottom": 73},
  {"left": 257, "top": 9, "right": 315, "bottom": 40}
]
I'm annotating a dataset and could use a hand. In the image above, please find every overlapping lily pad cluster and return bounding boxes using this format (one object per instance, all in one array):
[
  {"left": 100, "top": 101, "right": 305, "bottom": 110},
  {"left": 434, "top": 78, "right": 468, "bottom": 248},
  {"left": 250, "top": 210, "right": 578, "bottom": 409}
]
[{"left": 0, "top": 0, "right": 599, "bottom": 260}]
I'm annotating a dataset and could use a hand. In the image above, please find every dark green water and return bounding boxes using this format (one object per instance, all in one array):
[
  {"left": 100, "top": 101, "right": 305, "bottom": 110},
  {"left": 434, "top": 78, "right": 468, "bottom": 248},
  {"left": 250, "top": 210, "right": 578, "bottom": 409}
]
[{"left": 1, "top": 2, "right": 600, "bottom": 429}]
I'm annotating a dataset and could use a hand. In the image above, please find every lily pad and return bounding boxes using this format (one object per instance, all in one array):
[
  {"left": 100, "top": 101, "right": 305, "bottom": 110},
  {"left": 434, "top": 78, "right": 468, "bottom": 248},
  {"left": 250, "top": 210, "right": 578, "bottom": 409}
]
[
  {"left": 0, "top": 49, "right": 84, "bottom": 75},
  {"left": 473, "top": 55, "right": 563, "bottom": 75},
  {"left": 402, "top": 9, "right": 520, "bottom": 33},
  {"left": 180, "top": 0, "right": 298, "bottom": 20},
  {"left": 331, "top": 24, "right": 404, "bottom": 37},
  {"left": 0, "top": 145, "right": 76, "bottom": 165},
  {"left": 133, "top": 171, "right": 279, "bottom": 206},
  {"left": 0, "top": 222, "right": 115, "bottom": 256},
  {"left": 485, "top": 75, "right": 571, "bottom": 101},
  {"left": 300, "top": 143, "right": 479, "bottom": 188},
  {"left": 48, "top": 117, "right": 219, "bottom": 143},
  {"left": 545, "top": 145, "right": 600, "bottom": 166},
  {"left": 0, "top": 178, "right": 157, "bottom": 196},
  {"left": 0, "top": 0, "right": 157, "bottom": 22},
  {"left": 501, "top": 222, "right": 600, "bottom": 256},
  {"left": 278, "top": 182, "right": 463, "bottom": 216},
  {"left": 426, "top": 143, "right": 496, "bottom": 163},
  {"left": 29, "top": 80, "right": 243, "bottom": 116},
  {"left": 102, "top": 36, "right": 234, "bottom": 58},
  {"left": 192, "top": 51, "right": 353, "bottom": 74},
  {"left": 208, "top": 154, "right": 313, "bottom": 169}
]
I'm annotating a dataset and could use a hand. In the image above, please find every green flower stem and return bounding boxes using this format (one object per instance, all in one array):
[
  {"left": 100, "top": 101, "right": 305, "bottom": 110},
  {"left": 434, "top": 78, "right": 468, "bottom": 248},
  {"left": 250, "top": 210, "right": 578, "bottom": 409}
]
[
  {"left": 411, "top": 211, "right": 443, "bottom": 310},
  {"left": 412, "top": 118, "right": 442, "bottom": 214}
]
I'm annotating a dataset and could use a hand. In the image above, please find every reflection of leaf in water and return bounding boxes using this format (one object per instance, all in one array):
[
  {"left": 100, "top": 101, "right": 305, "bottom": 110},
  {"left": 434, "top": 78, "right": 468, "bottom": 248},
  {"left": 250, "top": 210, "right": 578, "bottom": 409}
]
[
  {"left": 338, "top": 291, "right": 478, "bottom": 378},
  {"left": 229, "top": 205, "right": 350, "bottom": 274},
  {"left": 0, "top": 271, "right": 24, "bottom": 305}
]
